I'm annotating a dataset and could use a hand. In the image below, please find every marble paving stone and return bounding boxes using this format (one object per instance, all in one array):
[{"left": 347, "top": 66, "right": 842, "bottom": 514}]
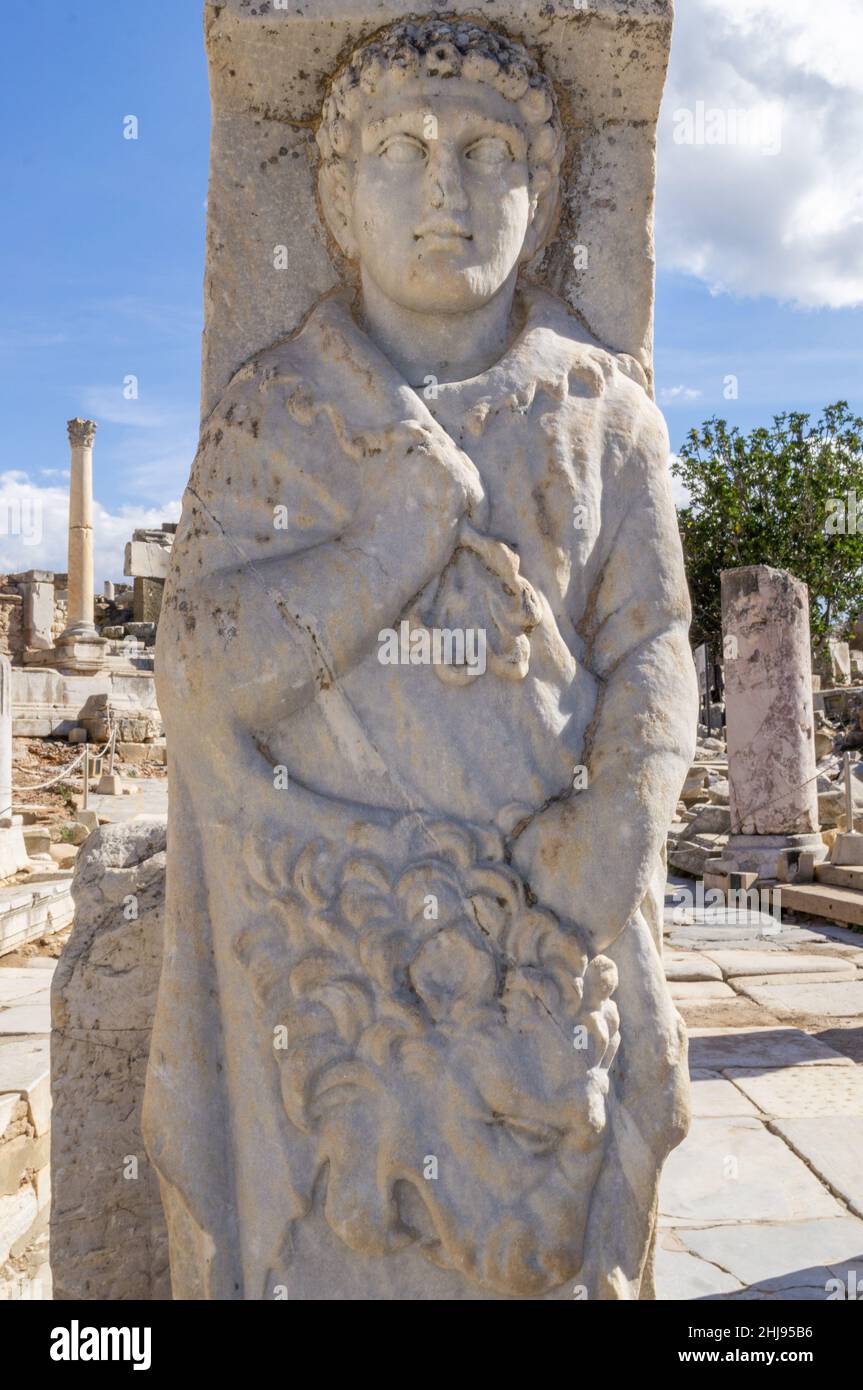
[
  {"left": 0, "top": 971, "right": 52, "bottom": 1005},
  {"left": 659, "top": 1117, "right": 842, "bottom": 1228},
  {"left": 0, "top": 996, "right": 51, "bottom": 1035},
  {"left": 772, "top": 1118, "right": 863, "bottom": 1219},
  {"left": 703, "top": 951, "right": 855, "bottom": 979},
  {"left": 664, "top": 953, "right": 723, "bottom": 983},
  {"left": 669, "top": 981, "right": 736, "bottom": 1000},
  {"left": 733, "top": 970, "right": 855, "bottom": 987},
  {"left": 690, "top": 1071, "right": 761, "bottom": 1119},
  {"left": 668, "top": 928, "right": 820, "bottom": 950},
  {"left": 736, "top": 980, "right": 863, "bottom": 1018},
  {"left": 676, "top": 999, "right": 781, "bottom": 1030},
  {"left": 655, "top": 1237, "right": 744, "bottom": 1299},
  {"left": 0, "top": 1037, "right": 50, "bottom": 1133},
  {"left": 680, "top": 1216, "right": 863, "bottom": 1294},
  {"left": 687, "top": 1027, "right": 853, "bottom": 1071},
  {"left": 728, "top": 1065, "right": 863, "bottom": 1118}
]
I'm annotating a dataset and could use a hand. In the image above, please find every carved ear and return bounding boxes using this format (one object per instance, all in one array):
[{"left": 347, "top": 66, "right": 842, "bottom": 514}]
[
  {"left": 520, "top": 166, "right": 561, "bottom": 264},
  {"left": 319, "top": 160, "right": 359, "bottom": 260}
]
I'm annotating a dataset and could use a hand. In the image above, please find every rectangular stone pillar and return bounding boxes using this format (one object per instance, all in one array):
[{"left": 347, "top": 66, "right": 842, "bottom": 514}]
[
  {"left": 0, "top": 656, "right": 30, "bottom": 875},
  {"left": 715, "top": 566, "right": 825, "bottom": 881}
]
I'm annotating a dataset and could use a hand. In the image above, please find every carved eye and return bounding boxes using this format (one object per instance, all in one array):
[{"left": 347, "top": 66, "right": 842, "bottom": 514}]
[
  {"left": 464, "top": 136, "right": 512, "bottom": 166},
  {"left": 494, "top": 1117, "right": 560, "bottom": 1157},
  {"left": 381, "top": 136, "right": 426, "bottom": 165}
]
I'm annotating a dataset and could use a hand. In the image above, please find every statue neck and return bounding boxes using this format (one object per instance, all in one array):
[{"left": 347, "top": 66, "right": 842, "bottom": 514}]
[{"left": 359, "top": 268, "right": 519, "bottom": 388}]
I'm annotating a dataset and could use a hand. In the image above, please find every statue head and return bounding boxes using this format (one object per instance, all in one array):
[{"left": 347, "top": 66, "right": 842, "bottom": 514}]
[{"left": 317, "top": 19, "right": 563, "bottom": 315}]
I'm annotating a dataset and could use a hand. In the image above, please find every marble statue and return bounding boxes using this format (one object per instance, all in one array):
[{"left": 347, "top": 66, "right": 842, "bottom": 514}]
[{"left": 144, "top": 17, "right": 698, "bottom": 1301}]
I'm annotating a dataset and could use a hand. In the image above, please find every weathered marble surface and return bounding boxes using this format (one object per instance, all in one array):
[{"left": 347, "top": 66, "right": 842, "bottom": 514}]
[
  {"left": 143, "top": 10, "right": 697, "bottom": 1300},
  {"left": 201, "top": 0, "right": 674, "bottom": 411}
]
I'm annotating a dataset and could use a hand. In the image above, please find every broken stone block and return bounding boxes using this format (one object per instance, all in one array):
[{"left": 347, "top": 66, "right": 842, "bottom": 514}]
[
  {"left": 132, "top": 579, "right": 164, "bottom": 625},
  {"left": 50, "top": 818, "right": 170, "bottom": 1300},
  {"left": 95, "top": 773, "right": 125, "bottom": 796},
  {"left": 124, "top": 539, "right": 172, "bottom": 581},
  {"left": 687, "top": 805, "right": 731, "bottom": 838},
  {"left": 681, "top": 767, "right": 709, "bottom": 806},
  {"left": 814, "top": 638, "right": 851, "bottom": 687}
]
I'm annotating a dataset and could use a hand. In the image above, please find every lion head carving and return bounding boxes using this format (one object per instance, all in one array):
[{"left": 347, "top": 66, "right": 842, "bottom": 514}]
[{"left": 237, "top": 818, "right": 619, "bottom": 1297}]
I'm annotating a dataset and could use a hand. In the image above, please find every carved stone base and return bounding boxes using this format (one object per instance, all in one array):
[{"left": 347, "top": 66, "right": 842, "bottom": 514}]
[{"left": 713, "top": 832, "right": 828, "bottom": 884}]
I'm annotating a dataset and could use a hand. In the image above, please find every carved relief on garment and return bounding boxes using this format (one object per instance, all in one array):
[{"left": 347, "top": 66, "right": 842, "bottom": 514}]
[
  {"left": 412, "top": 523, "right": 543, "bottom": 684},
  {"left": 234, "top": 816, "right": 620, "bottom": 1297}
]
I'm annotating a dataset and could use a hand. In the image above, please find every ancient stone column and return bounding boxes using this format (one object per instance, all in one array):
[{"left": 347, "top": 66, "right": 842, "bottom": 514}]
[
  {"left": 61, "top": 419, "right": 99, "bottom": 642},
  {"left": 716, "top": 565, "right": 825, "bottom": 880},
  {"left": 0, "top": 655, "right": 29, "bottom": 873},
  {"left": 0, "top": 657, "right": 12, "bottom": 826}
]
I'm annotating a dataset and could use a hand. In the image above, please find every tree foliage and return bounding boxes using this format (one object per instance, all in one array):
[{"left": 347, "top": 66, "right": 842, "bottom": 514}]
[{"left": 671, "top": 402, "right": 863, "bottom": 649}]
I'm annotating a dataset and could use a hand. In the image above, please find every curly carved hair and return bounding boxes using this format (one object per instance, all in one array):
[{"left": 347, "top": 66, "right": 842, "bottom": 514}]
[{"left": 316, "top": 18, "right": 564, "bottom": 262}]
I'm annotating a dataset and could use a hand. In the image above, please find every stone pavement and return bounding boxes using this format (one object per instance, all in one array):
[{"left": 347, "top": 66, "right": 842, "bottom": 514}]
[
  {"left": 84, "top": 775, "right": 168, "bottom": 824},
  {"left": 657, "top": 877, "right": 863, "bottom": 1300}
]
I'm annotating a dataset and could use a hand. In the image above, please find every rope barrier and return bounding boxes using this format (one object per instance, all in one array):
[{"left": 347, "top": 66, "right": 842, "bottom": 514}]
[{"left": 2, "top": 725, "right": 119, "bottom": 821}]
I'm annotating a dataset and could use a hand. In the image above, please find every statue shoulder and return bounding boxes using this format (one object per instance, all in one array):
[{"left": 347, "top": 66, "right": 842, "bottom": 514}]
[{"left": 520, "top": 283, "right": 653, "bottom": 400}]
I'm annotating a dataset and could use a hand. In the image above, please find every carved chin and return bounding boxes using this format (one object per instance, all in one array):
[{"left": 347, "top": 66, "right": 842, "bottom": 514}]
[
  {"left": 400, "top": 1180, "right": 588, "bottom": 1297},
  {"left": 324, "top": 1162, "right": 590, "bottom": 1297}
]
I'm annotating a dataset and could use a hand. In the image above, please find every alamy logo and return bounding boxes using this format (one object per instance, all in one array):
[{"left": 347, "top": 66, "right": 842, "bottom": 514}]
[
  {"left": 50, "top": 1321, "right": 152, "bottom": 1371},
  {"left": 377, "top": 620, "right": 487, "bottom": 676}
]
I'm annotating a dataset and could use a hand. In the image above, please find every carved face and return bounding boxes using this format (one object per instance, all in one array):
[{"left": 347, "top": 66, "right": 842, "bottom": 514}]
[
  {"left": 243, "top": 831, "right": 620, "bottom": 1298},
  {"left": 349, "top": 80, "right": 534, "bottom": 314},
  {"left": 314, "top": 969, "right": 614, "bottom": 1297}
]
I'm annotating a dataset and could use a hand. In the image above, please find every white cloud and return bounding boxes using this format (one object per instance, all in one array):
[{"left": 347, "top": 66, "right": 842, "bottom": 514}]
[
  {"left": 658, "top": 0, "right": 863, "bottom": 308},
  {"left": 0, "top": 471, "right": 180, "bottom": 583},
  {"left": 660, "top": 385, "right": 703, "bottom": 404}
]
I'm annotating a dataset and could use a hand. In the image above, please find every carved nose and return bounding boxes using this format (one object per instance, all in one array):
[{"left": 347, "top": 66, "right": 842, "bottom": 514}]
[
  {"left": 392, "top": 1178, "right": 441, "bottom": 1250},
  {"left": 427, "top": 152, "right": 469, "bottom": 214}
]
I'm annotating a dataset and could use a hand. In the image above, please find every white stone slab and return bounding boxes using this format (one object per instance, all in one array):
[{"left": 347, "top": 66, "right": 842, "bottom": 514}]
[
  {"left": 0, "top": 994, "right": 51, "bottom": 1035},
  {"left": 0, "top": 971, "right": 51, "bottom": 1004},
  {"left": 659, "top": 1117, "right": 842, "bottom": 1228},
  {"left": 729, "top": 1065, "right": 863, "bottom": 1118},
  {"left": 690, "top": 1072, "right": 761, "bottom": 1119},
  {"left": 687, "top": 1027, "right": 853, "bottom": 1071},
  {"left": 736, "top": 980, "right": 863, "bottom": 1018},
  {"left": 655, "top": 1238, "right": 744, "bottom": 1300},
  {"left": 669, "top": 981, "right": 736, "bottom": 1000},
  {"left": 734, "top": 970, "right": 856, "bottom": 987},
  {"left": 664, "top": 953, "right": 723, "bottom": 983},
  {"left": 0, "top": 1091, "right": 20, "bottom": 1136},
  {"left": 704, "top": 951, "right": 856, "bottom": 979},
  {"left": 773, "top": 1118, "right": 863, "bottom": 1219},
  {"left": 0, "top": 1037, "right": 50, "bottom": 1133},
  {"left": 681, "top": 1216, "right": 863, "bottom": 1294}
]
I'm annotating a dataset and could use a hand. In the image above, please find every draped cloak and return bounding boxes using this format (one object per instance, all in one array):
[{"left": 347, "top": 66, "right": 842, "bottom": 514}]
[{"left": 142, "top": 284, "right": 698, "bottom": 1300}]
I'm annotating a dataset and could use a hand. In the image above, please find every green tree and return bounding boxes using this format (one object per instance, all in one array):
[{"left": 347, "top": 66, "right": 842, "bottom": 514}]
[{"left": 671, "top": 402, "right": 863, "bottom": 649}]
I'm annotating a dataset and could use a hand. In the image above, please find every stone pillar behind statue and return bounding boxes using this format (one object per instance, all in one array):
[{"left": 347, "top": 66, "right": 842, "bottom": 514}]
[{"left": 714, "top": 565, "right": 826, "bottom": 882}]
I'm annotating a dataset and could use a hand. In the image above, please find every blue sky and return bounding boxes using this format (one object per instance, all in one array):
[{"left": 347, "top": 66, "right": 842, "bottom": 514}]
[{"left": 0, "top": 0, "right": 861, "bottom": 578}]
